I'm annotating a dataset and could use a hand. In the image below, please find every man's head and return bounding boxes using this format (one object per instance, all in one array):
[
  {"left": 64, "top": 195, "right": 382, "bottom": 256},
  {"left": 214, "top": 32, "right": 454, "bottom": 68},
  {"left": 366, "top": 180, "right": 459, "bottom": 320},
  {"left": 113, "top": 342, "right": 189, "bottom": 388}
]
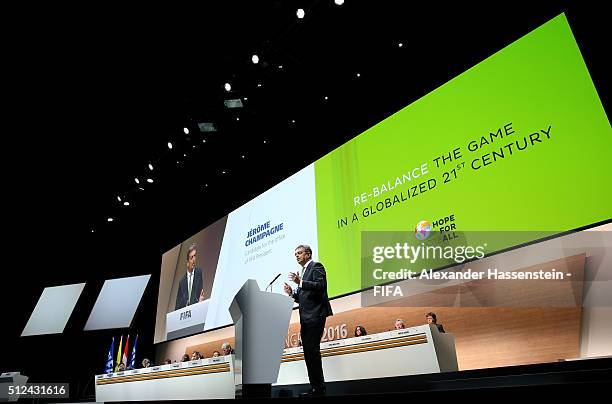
[
  {"left": 142, "top": 358, "right": 150, "bottom": 368},
  {"left": 395, "top": 319, "right": 405, "bottom": 329},
  {"left": 294, "top": 245, "right": 312, "bottom": 267},
  {"left": 118, "top": 363, "right": 126, "bottom": 371},
  {"left": 426, "top": 312, "right": 437, "bottom": 324},
  {"left": 191, "top": 351, "right": 200, "bottom": 360},
  {"left": 187, "top": 243, "right": 197, "bottom": 272},
  {"left": 213, "top": 351, "right": 220, "bottom": 357},
  {"left": 164, "top": 359, "right": 172, "bottom": 365},
  {"left": 221, "top": 342, "right": 232, "bottom": 355}
]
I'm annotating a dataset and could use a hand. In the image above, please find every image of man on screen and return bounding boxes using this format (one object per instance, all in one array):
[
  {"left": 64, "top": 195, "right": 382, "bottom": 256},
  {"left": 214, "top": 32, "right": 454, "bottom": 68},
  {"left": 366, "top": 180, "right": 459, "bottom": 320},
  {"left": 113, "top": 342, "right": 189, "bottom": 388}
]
[
  {"left": 284, "top": 244, "right": 333, "bottom": 396},
  {"left": 175, "top": 243, "right": 205, "bottom": 310}
]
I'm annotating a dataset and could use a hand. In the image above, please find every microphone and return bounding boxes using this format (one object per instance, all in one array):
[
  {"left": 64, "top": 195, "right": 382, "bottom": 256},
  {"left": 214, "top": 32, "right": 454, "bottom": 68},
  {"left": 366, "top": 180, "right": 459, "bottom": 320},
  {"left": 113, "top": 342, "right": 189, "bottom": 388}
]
[{"left": 266, "top": 273, "right": 282, "bottom": 292}]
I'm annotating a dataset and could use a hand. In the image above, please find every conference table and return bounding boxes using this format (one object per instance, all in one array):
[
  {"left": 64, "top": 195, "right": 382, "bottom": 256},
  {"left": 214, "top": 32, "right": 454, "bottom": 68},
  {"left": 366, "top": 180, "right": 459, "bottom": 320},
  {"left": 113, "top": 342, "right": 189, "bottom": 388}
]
[
  {"left": 95, "top": 356, "right": 235, "bottom": 401},
  {"left": 94, "top": 324, "right": 456, "bottom": 401},
  {"left": 275, "top": 323, "right": 457, "bottom": 386}
]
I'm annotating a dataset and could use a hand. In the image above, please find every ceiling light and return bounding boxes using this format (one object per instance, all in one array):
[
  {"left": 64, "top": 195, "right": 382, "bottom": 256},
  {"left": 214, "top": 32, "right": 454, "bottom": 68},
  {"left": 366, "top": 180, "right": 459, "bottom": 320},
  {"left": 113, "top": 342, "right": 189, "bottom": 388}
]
[
  {"left": 168, "top": 142, "right": 173, "bottom": 149},
  {"left": 147, "top": 178, "right": 153, "bottom": 183},
  {"left": 183, "top": 127, "right": 189, "bottom": 135},
  {"left": 297, "top": 9, "right": 305, "bottom": 19},
  {"left": 224, "top": 82, "right": 232, "bottom": 92},
  {"left": 148, "top": 163, "right": 153, "bottom": 170},
  {"left": 252, "top": 54, "right": 259, "bottom": 64}
]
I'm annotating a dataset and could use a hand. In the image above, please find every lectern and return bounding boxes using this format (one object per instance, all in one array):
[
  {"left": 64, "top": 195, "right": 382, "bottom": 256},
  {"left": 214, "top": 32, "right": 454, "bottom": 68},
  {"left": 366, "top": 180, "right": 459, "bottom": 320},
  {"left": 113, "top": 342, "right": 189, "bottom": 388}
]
[
  {"left": 229, "top": 279, "right": 293, "bottom": 397},
  {"left": 0, "top": 372, "right": 28, "bottom": 402}
]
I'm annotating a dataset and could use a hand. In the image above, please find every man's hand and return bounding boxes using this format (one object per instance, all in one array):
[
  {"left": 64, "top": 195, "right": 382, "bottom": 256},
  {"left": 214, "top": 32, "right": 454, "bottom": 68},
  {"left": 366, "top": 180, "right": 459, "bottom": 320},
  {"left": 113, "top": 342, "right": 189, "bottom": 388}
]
[
  {"left": 199, "top": 288, "right": 205, "bottom": 302},
  {"left": 288, "top": 272, "right": 301, "bottom": 284},
  {"left": 284, "top": 282, "right": 293, "bottom": 296}
]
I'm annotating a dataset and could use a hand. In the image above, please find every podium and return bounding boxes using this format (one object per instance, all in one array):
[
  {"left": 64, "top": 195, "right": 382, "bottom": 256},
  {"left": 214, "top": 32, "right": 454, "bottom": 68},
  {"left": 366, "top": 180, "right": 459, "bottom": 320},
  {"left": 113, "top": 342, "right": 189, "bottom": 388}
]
[
  {"left": 0, "top": 372, "right": 28, "bottom": 402},
  {"left": 229, "top": 279, "right": 293, "bottom": 397},
  {"left": 165, "top": 299, "right": 209, "bottom": 340}
]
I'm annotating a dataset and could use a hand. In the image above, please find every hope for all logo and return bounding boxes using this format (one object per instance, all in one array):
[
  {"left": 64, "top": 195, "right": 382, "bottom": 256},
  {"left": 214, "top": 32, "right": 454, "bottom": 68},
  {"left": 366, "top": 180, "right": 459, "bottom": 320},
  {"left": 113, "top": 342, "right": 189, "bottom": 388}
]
[{"left": 414, "top": 220, "right": 432, "bottom": 240}]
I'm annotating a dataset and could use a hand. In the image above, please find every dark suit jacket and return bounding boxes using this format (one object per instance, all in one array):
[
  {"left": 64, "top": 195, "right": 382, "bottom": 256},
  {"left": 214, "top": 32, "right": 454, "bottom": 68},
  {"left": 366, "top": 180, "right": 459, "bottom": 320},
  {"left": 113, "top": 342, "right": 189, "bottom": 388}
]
[
  {"left": 292, "top": 261, "right": 333, "bottom": 322},
  {"left": 436, "top": 323, "right": 445, "bottom": 333},
  {"left": 175, "top": 267, "right": 204, "bottom": 310}
]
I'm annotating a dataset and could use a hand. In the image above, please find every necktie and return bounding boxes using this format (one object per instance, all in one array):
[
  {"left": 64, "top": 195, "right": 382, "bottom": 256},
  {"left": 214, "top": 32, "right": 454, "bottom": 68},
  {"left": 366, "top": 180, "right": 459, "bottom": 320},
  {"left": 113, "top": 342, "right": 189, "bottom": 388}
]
[{"left": 188, "top": 273, "right": 192, "bottom": 302}]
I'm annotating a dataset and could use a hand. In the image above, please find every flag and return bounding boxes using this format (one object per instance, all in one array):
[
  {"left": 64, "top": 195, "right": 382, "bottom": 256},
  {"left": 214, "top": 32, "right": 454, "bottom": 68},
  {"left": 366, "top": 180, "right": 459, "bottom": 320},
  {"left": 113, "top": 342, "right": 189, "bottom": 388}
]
[
  {"left": 105, "top": 337, "right": 115, "bottom": 374},
  {"left": 122, "top": 334, "right": 130, "bottom": 368},
  {"left": 129, "top": 334, "right": 139, "bottom": 369},
  {"left": 114, "top": 335, "right": 123, "bottom": 372}
]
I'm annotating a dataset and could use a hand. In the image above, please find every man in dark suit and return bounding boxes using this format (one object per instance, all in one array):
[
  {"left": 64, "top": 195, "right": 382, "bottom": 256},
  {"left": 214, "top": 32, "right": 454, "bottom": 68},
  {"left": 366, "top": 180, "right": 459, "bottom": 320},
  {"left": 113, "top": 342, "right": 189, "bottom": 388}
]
[
  {"left": 284, "top": 244, "right": 333, "bottom": 396},
  {"left": 175, "top": 243, "right": 205, "bottom": 310}
]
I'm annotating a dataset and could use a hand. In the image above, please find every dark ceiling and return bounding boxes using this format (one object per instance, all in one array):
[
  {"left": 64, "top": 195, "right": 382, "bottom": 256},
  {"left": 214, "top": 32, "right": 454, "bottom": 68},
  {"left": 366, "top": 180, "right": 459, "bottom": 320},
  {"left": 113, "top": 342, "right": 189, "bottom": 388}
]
[{"left": 2, "top": 1, "right": 609, "bottom": 398}]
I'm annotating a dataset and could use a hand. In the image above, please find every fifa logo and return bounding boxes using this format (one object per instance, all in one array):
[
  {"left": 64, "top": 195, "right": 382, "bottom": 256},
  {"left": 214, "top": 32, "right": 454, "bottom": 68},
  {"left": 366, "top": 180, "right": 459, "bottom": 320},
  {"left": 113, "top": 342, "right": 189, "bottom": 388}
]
[{"left": 180, "top": 310, "right": 192, "bottom": 320}]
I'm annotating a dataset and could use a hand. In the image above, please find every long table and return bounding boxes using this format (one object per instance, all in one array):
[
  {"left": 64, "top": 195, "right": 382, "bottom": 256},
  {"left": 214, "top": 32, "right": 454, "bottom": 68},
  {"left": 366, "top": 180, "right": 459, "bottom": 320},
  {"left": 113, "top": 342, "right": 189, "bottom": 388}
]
[
  {"left": 94, "top": 324, "right": 456, "bottom": 401},
  {"left": 95, "top": 356, "right": 235, "bottom": 401},
  {"left": 275, "top": 324, "right": 458, "bottom": 386}
]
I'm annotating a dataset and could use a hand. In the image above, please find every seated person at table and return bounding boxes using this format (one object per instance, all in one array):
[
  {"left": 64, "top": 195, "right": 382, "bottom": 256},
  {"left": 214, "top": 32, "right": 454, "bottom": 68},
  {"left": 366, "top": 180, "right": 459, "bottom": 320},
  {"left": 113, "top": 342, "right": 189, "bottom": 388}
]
[
  {"left": 164, "top": 359, "right": 172, "bottom": 365},
  {"left": 426, "top": 312, "right": 445, "bottom": 333},
  {"left": 212, "top": 351, "right": 221, "bottom": 357},
  {"left": 221, "top": 342, "right": 235, "bottom": 355},
  {"left": 354, "top": 325, "right": 367, "bottom": 337},
  {"left": 141, "top": 358, "right": 151, "bottom": 368},
  {"left": 117, "top": 363, "right": 126, "bottom": 372},
  {"left": 181, "top": 354, "right": 190, "bottom": 362},
  {"left": 394, "top": 319, "right": 405, "bottom": 330},
  {"left": 191, "top": 351, "right": 202, "bottom": 360}
]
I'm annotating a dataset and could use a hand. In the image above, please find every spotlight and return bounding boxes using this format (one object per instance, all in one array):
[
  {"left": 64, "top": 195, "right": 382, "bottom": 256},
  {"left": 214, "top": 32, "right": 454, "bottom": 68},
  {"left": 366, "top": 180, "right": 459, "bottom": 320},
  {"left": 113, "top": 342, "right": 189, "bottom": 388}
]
[
  {"left": 225, "top": 82, "right": 232, "bottom": 92},
  {"left": 147, "top": 178, "right": 153, "bottom": 183},
  {"left": 398, "top": 42, "right": 403, "bottom": 48},
  {"left": 252, "top": 54, "right": 259, "bottom": 64},
  {"left": 107, "top": 218, "right": 114, "bottom": 222},
  {"left": 123, "top": 201, "right": 130, "bottom": 206},
  {"left": 168, "top": 142, "right": 173, "bottom": 149},
  {"left": 324, "top": 96, "right": 328, "bottom": 100},
  {"left": 257, "top": 83, "right": 262, "bottom": 88},
  {"left": 117, "top": 196, "right": 122, "bottom": 202},
  {"left": 223, "top": 99, "right": 243, "bottom": 109},
  {"left": 297, "top": 9, "right": 305, "bottom": 19},
  {"left": 356, "top": 73, "right": 361, "bottom": 77},
  {"left": 334, "top": 0, "right": 344, "bottom": 5},
  {"left": 183, "top": 127, "right": 189, "bottom": 135},
  {"left": 148, "top": 163, "right": 153, "bottom": 171},
  {"left": 134, "top": 178, "right": 140, "bottom": 184},
  {"left": 198, "top": 122, "right": 217, "bottom": 132}
]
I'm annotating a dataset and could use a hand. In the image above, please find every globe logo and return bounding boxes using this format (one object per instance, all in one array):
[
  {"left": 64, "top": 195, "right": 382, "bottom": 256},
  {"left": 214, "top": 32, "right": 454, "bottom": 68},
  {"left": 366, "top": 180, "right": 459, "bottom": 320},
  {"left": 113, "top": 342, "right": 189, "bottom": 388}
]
[{"left": 415, "top": 220, "right": 432, "bottom": 240}]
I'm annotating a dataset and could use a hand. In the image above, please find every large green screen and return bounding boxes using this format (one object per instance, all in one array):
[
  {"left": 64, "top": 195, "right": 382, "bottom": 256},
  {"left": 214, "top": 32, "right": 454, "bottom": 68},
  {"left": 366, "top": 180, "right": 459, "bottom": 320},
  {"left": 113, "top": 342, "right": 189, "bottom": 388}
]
[{"left": 313, "top": 14, "right": 612, "bottom": 297}]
